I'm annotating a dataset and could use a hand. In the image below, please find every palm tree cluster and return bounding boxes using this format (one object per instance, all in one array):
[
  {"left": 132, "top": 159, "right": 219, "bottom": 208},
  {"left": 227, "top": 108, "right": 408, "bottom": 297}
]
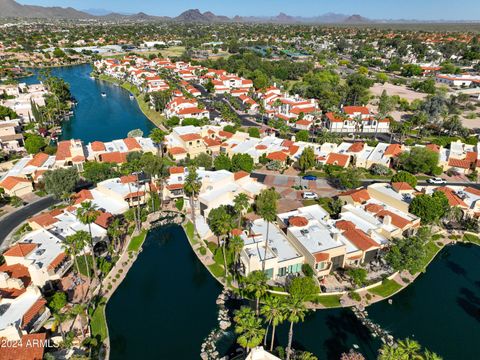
[{"left": 378, "top": 339, "right": 443, "bottom": 360}]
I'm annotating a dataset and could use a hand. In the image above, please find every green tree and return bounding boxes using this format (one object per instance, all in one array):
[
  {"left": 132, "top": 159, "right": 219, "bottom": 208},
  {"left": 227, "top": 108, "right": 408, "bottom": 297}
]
[
  {"left": 296, "top": 130, "right": 310, "bottom": 142},
  {"left": 233, "top": 193, "right": 250, "bottom": 228},
  {"left": 401, "top": 64, "right": 423, "bottom": 77},
  {"left": 335, "top": 168, "right": 362, "bottom": 189},
  {"left": 232, "top": 153, "right": 254, "bottom": 173},
  {"left": 409, "top": 191, "right": 449, "bottom": 224},
  {"left": 48, "top": 291, "right": 67, "bottom": 313},
  {"left": 385, "top": 236, "right": 427, "bottom": 274},
  {"left": 261, "top": 296, "right": 286, "bottom": 351},
  {"left": 24, "top": 134, "right": 46, "bottom": 154},
  {"left": 44, "top": 168, "right": 79, "bottom": 199},
  {"left": 244, "top": 270, "right": 268, "bottom": 316},
  {"left": 255, "top": 188, "right": 280, "bottom": 272},
  {"left": 234, "top": 306, "right": 265, "bottom": 351},
  {"left": 248, "top": 127, "right": 261, "bottom": 138},
  {"left": 82, "top": 162, "right": 119, "bottom": 184},
  {"left": 207, "top": 205, "right": 235, "bottom": 278},
  {"left": 398, "top": 147, "right": 439, "bottom": 175},
  {"left": 287, "top": 276, "right": 319, "bottom": 301},
  {"left": 149, "top": 128, "right": 166, "bottom": 157},
  {"left": 214, "top": 153, "right": 232, "bottom": 171},
  {"left": 298, "top": 147, "right": 315, "bottom": 173},
  {"left": 194, "top": 153, "right": 213, "bottom": 170},
  {"left": 184, "top": 166, "right": 202, "bottom": 234},
  {"left": 76, "top": 201, "right": 100, "bottom": 281},
  {"left": 391, "top": 171, "right": 417, "bottom": 188},
  {"left": 229, "top": 235, "right": 244, "bottom": 283},
  {"left": 285, "top": 296, "right": 308, "bottom": 360},
  {"left": 0, "top": 105, "right": 18, "bottom": 120}
]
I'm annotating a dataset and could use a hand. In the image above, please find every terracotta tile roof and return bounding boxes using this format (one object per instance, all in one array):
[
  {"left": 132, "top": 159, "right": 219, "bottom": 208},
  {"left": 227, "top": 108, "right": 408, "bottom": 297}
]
[
  {"left": 326, "top": 153, "right": 350, "bottom": 167},
  {"left": 234, "top": 171, "right": 249, "bottom": 180},
  {"left": 55, "top": 140, "right": 72, "bottom": 161},
  {"left": 314, "top": 252, "right": 330, "bottom": 262},
  {"left": 348, "top": 142, "right": 364, "bottom": 153},
  {"left": 435, "top": 187, "right": 468, "bottom": 208},
  {"left": 342, "top": 228, "right": 379, "bottom": 251},
  {"left": 325, "top": 112, "right": 343, "bottom": 123},
  {"left": 219, "top": 130, "right": 234, "bottom": 139},
  {"left": 343, "top": 106, "right": 369, "bottom": 115},
  {"left": 203, "top": 137, "right": 222, "bottom": 147},
  {"left": 255, "top": 145, "right": 267, "bottom": 150},
  {"left": 125, "top": 191, "right": 145, "bottom": 199},
  {"left": 29, "top": 212, "right": 59, "bottom": 228},
  {"left": 266, "top": 151, "right": 288, "bottom": 162},
  {"left": 168, "top": 146, "right": 188, "bottom": 157},
  {"left": 100, "top": 152, "right": 128, "bottom": 163},
  {"left": 425, "top": 143, "right": 440, "bottom": 153},
  {"left": 231, "top": 228, "right": 243, "bottom": 236},
  {"left": 166, "top": 183, "right": 183, "bottom": 191},
  {"left": 464, "top": 187, "right": 480, "bottom": 196},
  {"left": 91, "top": 141, "right": 106, "bottom": 152},
  {"left": 465, "top": 151, "right": 478, "bottom": 162},
  {"left": 339, "top": 188, "right": 370, "bottom": 203},
  {"left": 71, "top": 155, "right": 85, "bottom": 163},
  {"left": 4, "top": 243, "right": 37, "bottom": 257},
  {"left": 95, "top": 211, "right": 113, "bottom": 229},
  {"left": 335, "top": 220, "right": 357, "bottom": 231},
  {"left": 120, "top": 175, "right": 137, "bottom": 184},
  {"left": 73, "top": 189, "right": 93, "bottom": 205},
  {"left": 289, "top": 216, "right": 309, "bottom": 227},
  {"left": 169, "top": 166, "right": 185, "bottom": 175},
  {"left": 22, "top": 299, "right": 47, "bottom": 329},
  {"left": 281, "top": 140, "right": 294, "bottom": 147},
  {"left": 448, "top": 158, "right": 472, "bottom": 169},
  {"left": 392, "top": 182, "right": 414, "bottom": 192},
  {"left": 26, "top": 153, "right": 49, "bottom": 167},
  {"left": 0, "top": 176, "right": 31, "bottom": 190},
  {"left": 384, "top": 144, "right": 403, "bottom": 157},
  {"left": 124, "top": 137, "right": 141, "bottom": 150},
  {"left": 364, "top": 203, "right": 384, "bottom": 213},
  {"left": 296, "top": 119, "right": 312, "bottom": 126},
  {"left": 48, "top": 252, "right": 67, "bottom": 270},
  {"left": 0, "top": 333, "right": 46, "bottom": 360},
  {"left": 0, "top": 263, "right": 31, "bottom": 288},
  {"left": 180, "top": 133, "right": 201, "bottom": 141},
  {"left": 377, "top": 210, "right": 412, "bottom": 229}
]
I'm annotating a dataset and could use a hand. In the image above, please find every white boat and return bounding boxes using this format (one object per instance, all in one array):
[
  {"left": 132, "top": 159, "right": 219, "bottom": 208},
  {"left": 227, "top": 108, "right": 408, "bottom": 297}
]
[
  {"left": 101, "top": 92, "right": 107, "bottom": 97},
  {"left": 129, "top": 94, "right": 134, "bottom": 100}
]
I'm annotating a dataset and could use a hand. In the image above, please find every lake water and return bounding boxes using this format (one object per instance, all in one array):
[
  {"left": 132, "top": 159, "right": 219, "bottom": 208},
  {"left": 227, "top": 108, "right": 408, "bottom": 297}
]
[
  {"left": 21, "top": 64, "right": 154, "bottom": 142},
  {"left": 23, "top": 65, "right": 479, "bottom": 359}
]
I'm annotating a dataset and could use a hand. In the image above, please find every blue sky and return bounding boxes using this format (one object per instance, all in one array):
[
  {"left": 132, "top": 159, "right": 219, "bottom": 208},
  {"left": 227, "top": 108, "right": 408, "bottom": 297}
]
[{"left": 17, "top": 0, "right": 480, "bottom": 20}]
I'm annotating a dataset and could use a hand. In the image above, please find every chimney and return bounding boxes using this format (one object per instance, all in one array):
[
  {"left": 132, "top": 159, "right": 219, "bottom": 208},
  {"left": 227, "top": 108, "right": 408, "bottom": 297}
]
[{"left": 383, "top": 215, "right": 392, "bottom": 226}]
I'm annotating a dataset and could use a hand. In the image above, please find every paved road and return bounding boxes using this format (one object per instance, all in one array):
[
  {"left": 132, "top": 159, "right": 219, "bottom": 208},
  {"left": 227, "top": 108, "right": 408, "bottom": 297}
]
[{"left": 0, "top": 195, "right": 57, "bottom": 248}]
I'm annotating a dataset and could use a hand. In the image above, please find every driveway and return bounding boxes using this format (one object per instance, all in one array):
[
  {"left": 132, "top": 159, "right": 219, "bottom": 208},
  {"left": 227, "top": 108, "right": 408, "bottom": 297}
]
[{"left": 0, "top": 195, "right": 57, "bottom": 249}]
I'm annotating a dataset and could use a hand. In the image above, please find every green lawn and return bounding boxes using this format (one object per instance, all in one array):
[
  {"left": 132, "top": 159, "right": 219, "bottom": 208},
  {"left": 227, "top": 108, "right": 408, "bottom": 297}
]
[
  {"left": 422, "top": 241, "right": 441, "bottom": 271},
  {"left": 208, "top": 263, "right": 225, "bottom": 278},
  {"left": 183, "top": 221, "right": 197, "bottom": 245},
  {"left": 316, "top": 295, "right": 342, "bottom": 308},
  {"left": 368, "top": 279, "right": 402, "bottom": 298},
  {"left": 90, "top": 301, "right": 108, "bottom": 341},
  {"left": 463, "top": 233, "right": 480, "bottom": 245},
  {"left": 75, "top": 255, "right": 93, "bottom": 277},
  {"left": 127, "top": 230, "right": 147, "bottom": 252}
]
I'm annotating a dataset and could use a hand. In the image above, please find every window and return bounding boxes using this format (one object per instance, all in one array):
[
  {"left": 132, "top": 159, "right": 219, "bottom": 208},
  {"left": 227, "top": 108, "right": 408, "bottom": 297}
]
[{"left": 316, "top": 262, "right": 326, "bottom": 270}]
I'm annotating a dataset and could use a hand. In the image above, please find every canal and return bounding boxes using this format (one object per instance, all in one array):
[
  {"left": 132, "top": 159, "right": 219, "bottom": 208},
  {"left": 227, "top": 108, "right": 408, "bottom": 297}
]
[
  {"left": 21, "top": 65, "right": 480, "bottom": 359},
  {"left": 21, "top": 64, "right": 154, "bottom": 142}
]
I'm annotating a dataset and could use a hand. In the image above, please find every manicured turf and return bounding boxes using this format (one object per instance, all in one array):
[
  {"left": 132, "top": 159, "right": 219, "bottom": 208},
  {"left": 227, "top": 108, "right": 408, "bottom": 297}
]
[
  {"left": 316, "top": 295, "right": 342, "bottom": 308},
  {"left": 183, "top": 221, "right": 197, "bottom": 245},
  {"left": 463, "top": 233, "right": 480, "bottom": 245},
  {"left": 127, "top": 230, "right": 147, "bottom": 252},
  {"left": 90, "top": 301, "right": 108, "bottom": 341},
  {"left": 368, "top": 279, "right": 402, "bottom": 298},
  {"left": 75, "top": 255, "right": 93, "bottom": 277}
]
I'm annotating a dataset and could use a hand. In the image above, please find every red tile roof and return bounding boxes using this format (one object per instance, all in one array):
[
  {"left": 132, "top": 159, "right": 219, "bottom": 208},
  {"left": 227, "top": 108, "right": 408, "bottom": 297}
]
[
  {"left": 464, "top": 187, "right": 480, "bottom": 196},
  {"left": 339, "top": 188, "right": 370, "bottom": 203},
  {"left": 95, "top": 212, "right": 113, "bottom": 229},
  {"left": 48, "top": 252, "right": 67, "bottom": 270},
  {"left": 347, "top": 142, "right": 364, "bottom": 153},
  {"left": 342, "top": 228, "right": 379, "bottom": 251},
  {"left": 203, "top": 137, "right": 222, "bottom": 147},
  {"left": 91, "top": 141, "right": 106, "bottom": 152},
  {"left": 4, "top": 243, "right": 37, "bottom": 257},
  {"left": 169, "top": 147, "right": 187, "bottom": 155},
  {"left": 234, "top": 171, "right": 249, "bottom": 180},
  {"left": 55, "top": 140, "right": 72, "bottom": 161},
  {"left": 266, "top": 151, "right": 288, "bottom": 162},
  {"left": 29, "top": 212, "right": 59, "bottom": 228},
  {"left": 377, "top": 210, "right": 412, "bottom": 229},
  {"left": 22, "top": 299, "right": 47, "bottom": 328},
  {"left": 169, "top": 166, "right": 185, "bottom": 175},
  {"left": 219, "top": 130, "right": 234, "bottom": 139},
  {"left": 72, "top": 189, "right": 93, "bottom": 205},
  {"left": 343, "top": 106, "right": 369, "bottom": 115},
  {"left": 384, "top": 144, "right": 403, "bottom": 157},
  {"left": 448, "top": 158, "right": 472, "bottom": 169},
  {"left": 100, "top": 152, "right": 128, "bottom": 163},
  {"left": 326, "top": 153, "right": 350, "bottom": 167},
  {"left": 425, "top": 143, "right": 440, "bottom": 153},
  {"left": 335, "top": 220, "right": 357, "bottom": 231},
  {"left": 26, "top": 153, "right": 49, "bottom": 167},
  {"left": 0, "top": 263, "right": 31, "bottom": 288},
  {"left": 124, "top": 137, "right": 141, "bottom": 150},
  {"left": 0, "top": 176, "right": 31, "bottom": 190},
  {"left": 392, "top": 182, "right": 414, "bottom": 192},
  {"left": 180, "top": 133, "right": 201, "bottom": 141},
  {"left": 435, "top": 187, "right": 468, "bottom": 208},
  {"left": 0, "top": 333, "right": 46, "bottom": 360},
  {"left": 314, "top": 252, "right": 330, "bottom": 262},
  {"left": 120, "top": 175, "right": 137, "bottom": 184},
  {"left": 166, "top": 183, "right": 183, "bottom": 191},
  {"left": 289, "top": 216, "right": 309, "bottom": 227}
]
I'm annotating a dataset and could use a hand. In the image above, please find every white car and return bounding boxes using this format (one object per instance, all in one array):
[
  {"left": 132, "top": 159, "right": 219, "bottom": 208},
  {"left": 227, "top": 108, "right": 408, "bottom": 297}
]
[
  {"left": 303, "top": 192, "right": 319, "bottom": 200},
  {"left": 427, "top": 177, "right": 446, "bottom": 185}
]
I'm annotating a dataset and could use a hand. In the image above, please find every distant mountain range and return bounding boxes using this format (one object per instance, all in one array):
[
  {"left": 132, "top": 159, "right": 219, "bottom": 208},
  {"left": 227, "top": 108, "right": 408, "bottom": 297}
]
[{"left": 0, "top": 0, "right": 477, "bottom": 23}]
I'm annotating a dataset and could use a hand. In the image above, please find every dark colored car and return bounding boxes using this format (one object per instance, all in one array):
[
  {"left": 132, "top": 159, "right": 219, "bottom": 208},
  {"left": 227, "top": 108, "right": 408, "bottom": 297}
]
[{"left": 302, "top": 175, "right": 317, "bottom": 181}]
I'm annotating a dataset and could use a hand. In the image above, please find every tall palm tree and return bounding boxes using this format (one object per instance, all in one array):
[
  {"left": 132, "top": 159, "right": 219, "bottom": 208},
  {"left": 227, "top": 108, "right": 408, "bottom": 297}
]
[
  {"left": 260, "top": 296, "right": 286, "bottom": 351},
  {"left": 254, "top": 188, "right": 279, "bottom": 272},
  {"left": 63, "top": 233, "right": 85, "bottom": 298},
  {"left": 285, "top": 296, "right": 307, "bottom": 360},
  {"left": 396, "top": 338, "right": 423, "bottom": 360},
  {"left": 149, "top": 128, "right": 166, "bottom": 158},
  {"left": 233, "top": 193, "right": 249, "bottom": 228},
  {"left": 107, "top": 218, "right": 123, "bottom": 253},
  {"left": 424, "top": 350, "right": 443, "bottom": 360},
  {"left": 208, "top": 206, "right": 235, "bottom": 278},
  {"left": 183, "top": 166, "right": 202, "bottom": 232},
  {"left": 228, "top": 235, "right": 244, "bottom": 283},
  {"left": 244, "top": 270, "right": 268, "bottom": 316},
  {"left": 76, "top": 201, "right": 100, "bottom": 279},
  {"left": 234, "top": 306, "right": 265, "bottom": 352}
]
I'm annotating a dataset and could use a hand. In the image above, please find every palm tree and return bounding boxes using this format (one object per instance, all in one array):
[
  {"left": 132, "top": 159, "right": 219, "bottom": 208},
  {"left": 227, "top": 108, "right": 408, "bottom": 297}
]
[
  {"left": 68, "top": 304, "right": 87, "bottom": 339},
  {"left": 228, "top": 235, "right": 244, "bottom": 283},
  {"left": 285, "top": 296, "right": 307, "bottom": 360},
  {"left": 107, "top": 218, "right": 123, "bottom": 253},
  {"left": 63, "top": 233, "right": 85, "bottom": 298},
  {"left": 208, "top": 206, "right": 235, "bottom": 278},
  {"left": 76, "top": 201, "right": 100, "bottom": 280},
  {"left": 149, "top": 128, "right": 166, "bottom": 157},
  {"left": 234, "top": 306, "right": 265, "bottom": 352},
  {"left": 378, "top": 343, "right": 401, "bottom": 360},
  {"left": 183, "top": 166, "right": 202, "bottom": 232},
  {"left": 244, "top": 270, "right": 268, "bottom": 316},
  {"left": 396, "top": 338, "right": 423, "bottom": 360},
  {"left": 233, "top": 193, "right": 249, "bottom": 228},
  {"left": 424, "top": 350, "right": 443, "bottom": 360},
  {"left": 254, "top": 188, "right": 280, "bottom": 272},
  {"left": 260, "top": 296, "right": 286, "bottom": 351}
]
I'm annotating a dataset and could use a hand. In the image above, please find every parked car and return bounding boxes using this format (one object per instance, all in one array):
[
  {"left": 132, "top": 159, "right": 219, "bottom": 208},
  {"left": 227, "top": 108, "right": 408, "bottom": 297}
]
[
  {"left": 302, "top": 191, "right": 319, "bottom": 200},
  {"left": 427, "top": 177, "right": 446, "bottom": 185},
  {"left": 302, "top": 175, "right": 317, "bottom": 181}
]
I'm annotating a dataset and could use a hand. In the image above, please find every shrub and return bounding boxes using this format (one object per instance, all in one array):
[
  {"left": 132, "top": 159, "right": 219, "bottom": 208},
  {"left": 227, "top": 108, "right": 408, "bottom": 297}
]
[
  {"left": 370, "top": 163, "right": 392, "bottom": 176},
  {"left": 199, "top": 246, "right": 207, "bottom": 256},
  {"left": 348, "top": 291, "right": 361, "bottom": 301},
  {"left": 302, "top": 264, "right": 314, "bottom": 277}
]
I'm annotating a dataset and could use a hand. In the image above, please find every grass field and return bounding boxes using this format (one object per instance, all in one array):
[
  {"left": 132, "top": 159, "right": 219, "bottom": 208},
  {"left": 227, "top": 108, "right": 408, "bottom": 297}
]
[
  {"left": 127, "top": 230, "right": 147, "bottom": 252},
  {"left": 183, "top": 221, "right": 197, "bottom": 245},
  {"left": 90, "top": 300, "right": 108, "bottom": 341},
  {"left": 463, "top": 233, "right": 480, "bottom": 245},
  {"left": 368, "top": 279, "right": 402, "bottom": 298},
  {"left": 316, "top": 295, "right": 342, "bottom": 308}
]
